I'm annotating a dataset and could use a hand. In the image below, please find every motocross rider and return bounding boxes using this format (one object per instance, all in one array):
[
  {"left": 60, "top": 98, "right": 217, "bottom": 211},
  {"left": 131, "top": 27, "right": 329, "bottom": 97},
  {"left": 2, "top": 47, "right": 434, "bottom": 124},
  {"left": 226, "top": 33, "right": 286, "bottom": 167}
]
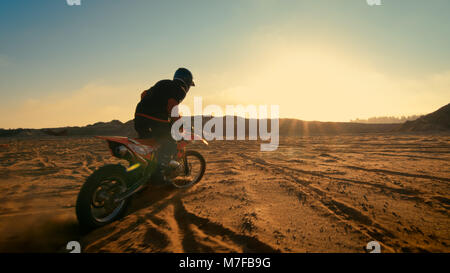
[{"left": 134, "top": 68, "right": 195, "bottom": 184}]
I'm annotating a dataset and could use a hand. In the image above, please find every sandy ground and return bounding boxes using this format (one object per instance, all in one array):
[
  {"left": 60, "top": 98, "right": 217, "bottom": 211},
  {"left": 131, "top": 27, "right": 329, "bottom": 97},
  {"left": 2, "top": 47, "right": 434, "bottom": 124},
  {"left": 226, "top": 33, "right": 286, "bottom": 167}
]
[{"left": 0, "top": 134, "right": 449, "bottom": 253}]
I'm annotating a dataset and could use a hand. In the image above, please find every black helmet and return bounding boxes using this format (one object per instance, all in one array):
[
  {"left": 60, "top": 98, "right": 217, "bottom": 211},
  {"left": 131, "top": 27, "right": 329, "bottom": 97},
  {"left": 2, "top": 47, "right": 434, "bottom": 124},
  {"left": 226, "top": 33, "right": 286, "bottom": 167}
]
[{"left": 173, "top": 68, "right": 195, "bottom": 89}]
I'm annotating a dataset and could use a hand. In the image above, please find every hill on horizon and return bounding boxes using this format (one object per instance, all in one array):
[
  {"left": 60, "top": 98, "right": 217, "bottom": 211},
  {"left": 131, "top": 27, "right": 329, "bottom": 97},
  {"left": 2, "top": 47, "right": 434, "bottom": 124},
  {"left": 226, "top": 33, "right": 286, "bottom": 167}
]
[
  {"left": 350, "top": 115, "right": 423, "bottom": 124},
  {"left": 0, "top": 117, "right": 401, "bottom": 138},
  {"left": 400, "top": 103, "right": 450, "bottom": 132},
  {"left": 0, "top": 103, "right": 448, "bottom": 138}
]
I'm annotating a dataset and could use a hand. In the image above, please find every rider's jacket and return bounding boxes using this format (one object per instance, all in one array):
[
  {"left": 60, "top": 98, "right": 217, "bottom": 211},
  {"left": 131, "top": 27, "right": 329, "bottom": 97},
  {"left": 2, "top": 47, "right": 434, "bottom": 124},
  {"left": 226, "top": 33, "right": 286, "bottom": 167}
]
[{"left": 135, "top": 79, "right": 186, "bottom": 123}]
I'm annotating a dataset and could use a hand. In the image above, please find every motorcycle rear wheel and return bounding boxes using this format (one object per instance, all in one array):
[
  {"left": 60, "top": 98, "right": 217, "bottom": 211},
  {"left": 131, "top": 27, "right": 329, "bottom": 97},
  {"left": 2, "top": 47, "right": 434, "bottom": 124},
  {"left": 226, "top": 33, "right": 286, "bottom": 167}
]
[{"left": 76, "top": 164, "right": 132, "bottom": 232}]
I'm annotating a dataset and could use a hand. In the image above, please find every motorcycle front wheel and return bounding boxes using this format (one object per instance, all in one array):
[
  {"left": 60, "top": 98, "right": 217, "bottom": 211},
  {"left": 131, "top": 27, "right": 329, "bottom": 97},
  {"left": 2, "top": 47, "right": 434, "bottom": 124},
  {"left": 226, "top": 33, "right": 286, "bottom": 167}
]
[{"left": 170, "top": 150, "right": 206, "bottom": 189}]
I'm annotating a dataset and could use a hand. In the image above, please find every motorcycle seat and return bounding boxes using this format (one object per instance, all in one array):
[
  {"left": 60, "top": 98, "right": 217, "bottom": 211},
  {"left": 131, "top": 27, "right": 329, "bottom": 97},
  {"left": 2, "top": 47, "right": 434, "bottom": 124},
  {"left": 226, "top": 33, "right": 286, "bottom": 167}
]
[{"left": 134, "top": 138, "right": 158, "bottom": 147}]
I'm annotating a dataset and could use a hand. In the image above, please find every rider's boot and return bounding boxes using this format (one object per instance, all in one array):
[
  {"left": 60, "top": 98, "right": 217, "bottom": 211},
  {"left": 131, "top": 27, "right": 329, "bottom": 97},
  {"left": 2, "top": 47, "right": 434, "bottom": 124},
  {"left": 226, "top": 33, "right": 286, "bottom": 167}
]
[
  {"left": 152, "top": 159, "right": 178, "bottom": 187},
  {"left": 151, "top": 144, "right": 180, "bottom": 186}
]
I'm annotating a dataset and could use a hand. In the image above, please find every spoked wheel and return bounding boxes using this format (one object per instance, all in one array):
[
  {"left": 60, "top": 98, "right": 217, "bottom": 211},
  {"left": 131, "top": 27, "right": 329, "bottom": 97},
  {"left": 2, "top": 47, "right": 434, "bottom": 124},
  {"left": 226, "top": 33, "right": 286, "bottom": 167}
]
[
  {"left": 171, "top": 150, "right": 206, "bottom": 189},
  {"left": 90, "top": 178, "right": 127, "bottom": 223},
  {"left": 76, "top": 165, "right": 131, "bottom": 231}
]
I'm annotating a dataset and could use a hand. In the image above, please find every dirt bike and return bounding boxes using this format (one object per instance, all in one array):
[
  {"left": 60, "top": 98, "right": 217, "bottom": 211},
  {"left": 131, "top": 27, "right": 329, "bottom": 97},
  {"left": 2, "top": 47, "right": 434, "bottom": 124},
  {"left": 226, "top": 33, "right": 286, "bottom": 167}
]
[{"left": 75, "top": 131, "right": 207, "bottom": 231}]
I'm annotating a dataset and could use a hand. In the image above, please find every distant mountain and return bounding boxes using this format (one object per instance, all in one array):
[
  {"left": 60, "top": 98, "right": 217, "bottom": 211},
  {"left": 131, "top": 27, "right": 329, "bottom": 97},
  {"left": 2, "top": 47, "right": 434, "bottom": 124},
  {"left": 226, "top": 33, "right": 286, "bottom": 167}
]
[
  {"left": 0, "top": 119, "right": 137, "bottom": 138},
  {"left": 350, "top": 115, "right": 422, "bottom": 124},
  {"left": 400, "top": 103, "right": 450, "bottom": 132},
  {"left": 0, "top": 117, "right": 401, "bottom": 138},
  {"left": 42, "top": 129, "right": 68, "bottom": 136},
  {"left": 1, "top": 103, "right": 448, "bottom": 138}
]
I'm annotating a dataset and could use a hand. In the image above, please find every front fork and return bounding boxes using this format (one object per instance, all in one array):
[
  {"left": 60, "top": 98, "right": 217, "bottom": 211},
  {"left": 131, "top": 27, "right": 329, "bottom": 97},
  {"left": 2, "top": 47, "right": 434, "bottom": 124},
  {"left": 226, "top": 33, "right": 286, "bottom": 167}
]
[
  {"left": 183, "top": 155, "right": 190, "bottom": 176},
  {"left": 176, "top": 146, "right": 190, "bottom": 176}
]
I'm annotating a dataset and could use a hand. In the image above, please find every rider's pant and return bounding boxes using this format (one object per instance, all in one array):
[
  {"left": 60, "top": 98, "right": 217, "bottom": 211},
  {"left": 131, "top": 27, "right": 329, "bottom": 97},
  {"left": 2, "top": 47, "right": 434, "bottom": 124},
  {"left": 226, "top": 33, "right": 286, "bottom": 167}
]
[{"left": 134, "top": 116, "right": 177, "bottom": 166}]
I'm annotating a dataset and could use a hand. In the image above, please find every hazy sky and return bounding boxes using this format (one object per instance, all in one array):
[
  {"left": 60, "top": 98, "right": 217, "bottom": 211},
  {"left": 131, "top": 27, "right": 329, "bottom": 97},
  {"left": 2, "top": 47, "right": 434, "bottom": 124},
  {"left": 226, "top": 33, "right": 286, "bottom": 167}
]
[{"left": 0, "top": 0, "right": 449, "bottom": 128}]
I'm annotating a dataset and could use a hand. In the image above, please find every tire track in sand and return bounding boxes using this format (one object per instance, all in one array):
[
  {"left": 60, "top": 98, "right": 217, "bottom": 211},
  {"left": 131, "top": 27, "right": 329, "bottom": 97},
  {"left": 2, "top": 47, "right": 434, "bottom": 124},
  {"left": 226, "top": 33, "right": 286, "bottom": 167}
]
[
  {"left": 236, "top": 152, "right": 402, "bottom": 252},
  {"left": 82, "top": 187, "right": 278, "bottom": 253}
]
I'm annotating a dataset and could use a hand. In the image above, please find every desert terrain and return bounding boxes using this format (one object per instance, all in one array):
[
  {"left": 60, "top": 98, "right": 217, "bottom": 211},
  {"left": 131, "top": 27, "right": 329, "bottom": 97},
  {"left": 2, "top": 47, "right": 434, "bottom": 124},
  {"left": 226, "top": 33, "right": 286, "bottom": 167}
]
[{"left": 0, "top": 134, "right": 449, "bottom": 253}]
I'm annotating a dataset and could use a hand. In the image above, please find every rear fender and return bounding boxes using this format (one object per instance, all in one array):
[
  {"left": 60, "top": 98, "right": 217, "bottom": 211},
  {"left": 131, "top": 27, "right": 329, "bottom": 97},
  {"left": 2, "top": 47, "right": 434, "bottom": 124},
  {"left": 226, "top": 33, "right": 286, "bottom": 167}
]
[{"left": 95, "top": 136, "right": 150, "bottom": 165}]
